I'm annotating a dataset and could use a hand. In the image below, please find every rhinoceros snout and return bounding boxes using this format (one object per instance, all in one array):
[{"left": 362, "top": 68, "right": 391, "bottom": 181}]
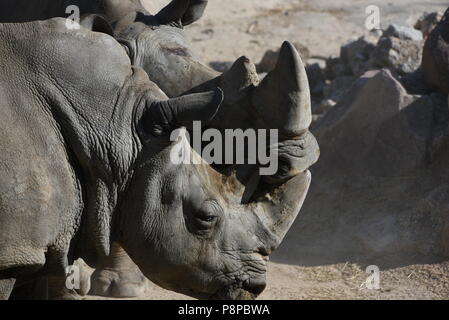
[{"left": 242, "top": 277, "right": 267, "bottom": 297}]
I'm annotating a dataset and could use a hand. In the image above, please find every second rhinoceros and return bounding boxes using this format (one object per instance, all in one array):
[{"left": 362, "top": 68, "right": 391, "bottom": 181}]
[
  {"left": 0, "top": 0, "right": 218, "bottom": 97},
  {"left": 0, "top": 18, "right": 319, "bottom": 300}
]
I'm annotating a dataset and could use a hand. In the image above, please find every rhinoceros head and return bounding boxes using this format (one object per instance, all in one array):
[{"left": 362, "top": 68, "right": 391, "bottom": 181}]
[
  {"left": 96, "top": 0, "right": 217, "bottom": 97},
  {"left": 118, "top": 42, "right": 319, "bottom": 299}
]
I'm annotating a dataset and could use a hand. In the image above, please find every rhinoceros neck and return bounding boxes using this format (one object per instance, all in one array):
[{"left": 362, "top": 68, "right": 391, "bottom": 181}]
[
  {"left": 51, "top": 77, "right": 146, "bottom": 265},
  {"left": 0, "top": 20, "right": 146, "bottom": 265}
]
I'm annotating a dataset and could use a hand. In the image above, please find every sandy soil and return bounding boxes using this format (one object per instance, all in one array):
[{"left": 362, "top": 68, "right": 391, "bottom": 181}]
[
  {"left": 84, "top": 261, "right": 449, "bottom": 300},
  {"left": 83, "top": 0, "right": 449, "bottom": 300},
  {"left": 145, "top": 0, "right": 448, "bottom": 64}
]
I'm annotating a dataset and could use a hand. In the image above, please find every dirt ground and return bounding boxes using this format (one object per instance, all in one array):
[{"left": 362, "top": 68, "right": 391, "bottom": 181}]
[
  {"left": 86, "top": 0, "right": 449, "bottom": 300},
  {"left": 84, "top": 261, "right": 449, "bottom": 300},
  {"left": 145, "top": 0, "right": 448, "bottom": 65}
]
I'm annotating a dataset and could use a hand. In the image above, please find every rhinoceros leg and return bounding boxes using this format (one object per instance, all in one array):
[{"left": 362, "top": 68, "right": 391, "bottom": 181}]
[
  {"left": 89, "top": 243, "right": 146, "bottom": 298},
  {"left": 10, "top": 273, "right": 86, "bottom": 300},
  {"left": 0, "top": 278, "right": 15, "bottom": 300},
  {"left": 46, "top": 275, "right": 81, "bottom": 300},
  {"left": 8, "top": 277, "right": 47, "bottom": 300}
]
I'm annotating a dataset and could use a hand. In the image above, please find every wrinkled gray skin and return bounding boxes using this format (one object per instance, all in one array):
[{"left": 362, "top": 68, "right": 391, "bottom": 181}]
[
  {"left": 0, "top": 0, "right": 218, "bottom": 98},
  {"left": 89, "top": 243, "right": 146, "bottom": 298},
  {"left": 0, "top": 19, "right": 319, "bottom": 300},
  {"left": 0, "top": 0, "right": 222, "bottom": 298}
]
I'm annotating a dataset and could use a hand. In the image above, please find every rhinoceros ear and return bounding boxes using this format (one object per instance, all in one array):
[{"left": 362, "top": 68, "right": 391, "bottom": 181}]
[
  {"left": 80, "top": 14, "right": 114, "bottom": 36},
  {"left": 156, "top": 0, "right": 208, "bottom": 28},
  {"left": 181, "top": 0, "right": 208, "bottom": 25},
  {"left": 144, "top": 88, "right": 224, "bottom": 136}
]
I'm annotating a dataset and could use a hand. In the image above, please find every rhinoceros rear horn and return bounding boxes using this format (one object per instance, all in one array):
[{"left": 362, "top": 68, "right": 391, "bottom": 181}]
[
  {"left": 252, "top": 41, "right": 312, "bottom": 137},
  {"left": 145, "top": 88, "right": 223, "bottom": 136},
  {"left": 156, "top": 0, "right": 208, "bottom": 27}
]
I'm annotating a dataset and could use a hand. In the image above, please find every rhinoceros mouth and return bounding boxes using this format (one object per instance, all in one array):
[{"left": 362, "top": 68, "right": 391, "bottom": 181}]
[
  {"left": 205, "top": 275, "right": 267, "bottom": 300},
  {"left": 179, "top": 276, "right": 265, "bottom": 300},
  {"left": 176, "top": 285, "right": 256, "bottom": 300},
  {"left": 208, "top": 285, "right": 260, "bottom": 300}
]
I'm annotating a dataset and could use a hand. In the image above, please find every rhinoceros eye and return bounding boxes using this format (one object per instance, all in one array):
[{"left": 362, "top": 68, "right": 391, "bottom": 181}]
[
  {"left": 161, "top": 46, "right": 190, "bottom": 57},
  {"left": 196, "top": 201, "right": 220, "bottom": 223},
  {"left": 196, "top": 212, "right": 217, "bottom": 226},
  {"left": 189, "top": 200, "right": 221, "bottom": 235},
  {"left": 199, "top": 215, "right": 215, "bottom": 223}
]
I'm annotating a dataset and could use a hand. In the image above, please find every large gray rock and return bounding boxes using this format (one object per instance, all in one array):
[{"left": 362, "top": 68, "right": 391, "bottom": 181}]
[
  {"left": 370, "top": 36, "right": 423, "bottom": 75},
  {"left": 336, "top": 33, "right": 381, "bottom": 78},
  {"left": 322, "top": 76, "right": 356, "bottom": 102},
  {"left": 332, "top": 27, "right": 424, "bottom": 79},
  {"left": 274, "top": 69, "right": 449, "bottom": 267},
  {"left": 384, "top": 24, "right": 423, "bottom": 41},
  {"left": 340, "top": 36, "right": 377, "bottom": 77},
  {"left": 319, "top": 30, "right": 424, "bottom": 116}
]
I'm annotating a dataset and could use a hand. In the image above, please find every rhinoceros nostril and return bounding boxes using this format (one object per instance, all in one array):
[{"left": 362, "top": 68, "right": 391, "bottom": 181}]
[
  {"left": 256, "top": 246, "right": 272, "bottom": 257},
  {"left": 243, "top": 279, "right": 266, "bottom": 296}
]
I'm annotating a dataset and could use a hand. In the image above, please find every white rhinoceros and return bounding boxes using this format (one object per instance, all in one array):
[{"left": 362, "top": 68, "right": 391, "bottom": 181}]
[{"left": 0, "top": 18, "right": 319, "bottom": 300}]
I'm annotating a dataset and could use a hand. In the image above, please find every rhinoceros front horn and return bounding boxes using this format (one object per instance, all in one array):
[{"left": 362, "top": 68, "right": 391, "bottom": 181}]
[
  {"left": 252, "top": 41, "right": 312, "bottom": 137},
  {"left": 250, "top": 42, "right": 315, "bottom": 242}
]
